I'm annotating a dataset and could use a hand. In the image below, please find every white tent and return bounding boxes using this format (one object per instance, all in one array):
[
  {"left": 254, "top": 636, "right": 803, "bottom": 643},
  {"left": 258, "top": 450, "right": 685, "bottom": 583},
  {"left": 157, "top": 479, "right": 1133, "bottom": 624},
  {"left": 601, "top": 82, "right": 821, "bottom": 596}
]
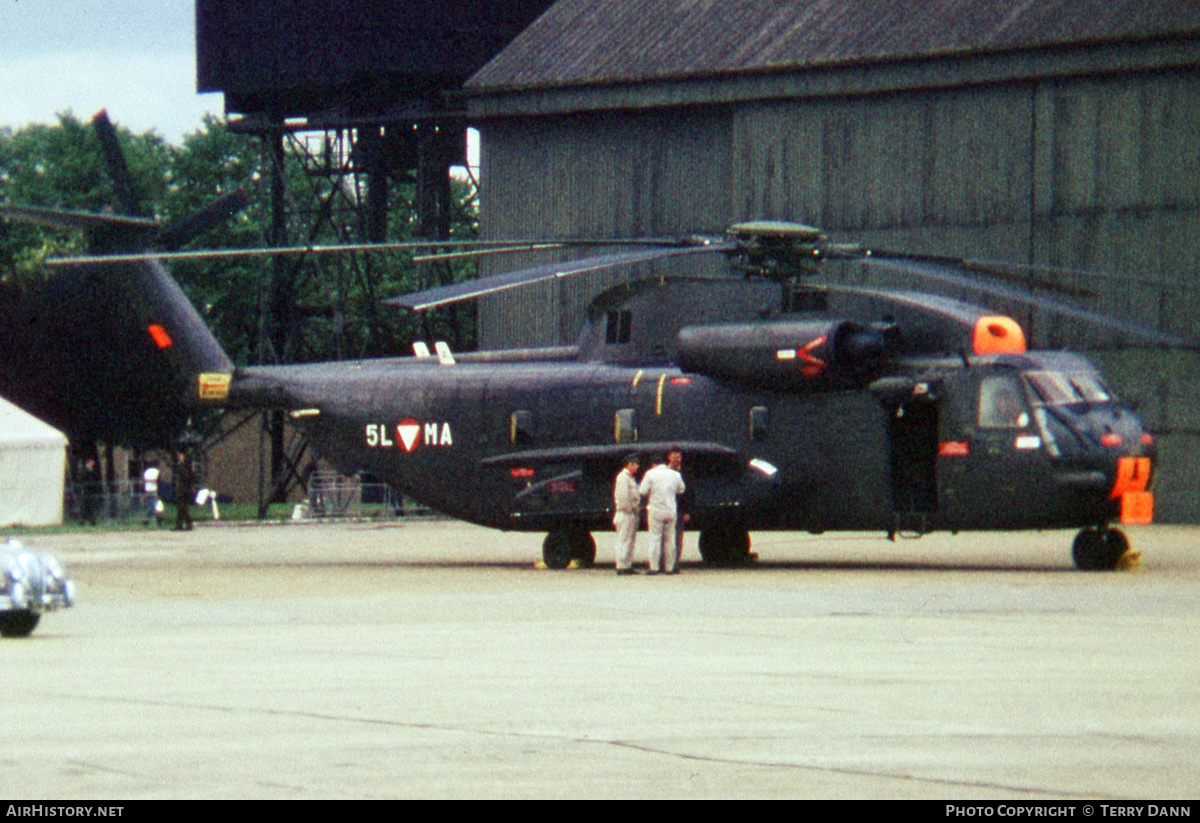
[{"left": 0, "top": 396, "right": 67, "bottom": 527}]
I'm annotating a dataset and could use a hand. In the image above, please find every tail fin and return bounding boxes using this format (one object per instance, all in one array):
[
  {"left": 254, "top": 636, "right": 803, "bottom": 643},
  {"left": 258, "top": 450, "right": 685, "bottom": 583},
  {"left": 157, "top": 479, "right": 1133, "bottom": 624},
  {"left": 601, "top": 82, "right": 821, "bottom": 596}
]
[
  {"left": 121, "top": 258, "right": 235, "bottom": 405},
  {"left": 1, "top": 210, "right": 237, "bottom": 445},
  {"left": 0, "top": 110, "right": 245, "bottom": 445},
  {"left": 0, "top": 204, "right": 236, "bottom": 405}
]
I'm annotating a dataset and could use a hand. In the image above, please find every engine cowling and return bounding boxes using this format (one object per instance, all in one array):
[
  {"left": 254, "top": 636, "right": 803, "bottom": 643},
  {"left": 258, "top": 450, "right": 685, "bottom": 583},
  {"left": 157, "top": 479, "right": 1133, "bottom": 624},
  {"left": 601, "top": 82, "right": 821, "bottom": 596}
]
[{"left": 676, "top": 319, "right": 899, "bottom": 389}]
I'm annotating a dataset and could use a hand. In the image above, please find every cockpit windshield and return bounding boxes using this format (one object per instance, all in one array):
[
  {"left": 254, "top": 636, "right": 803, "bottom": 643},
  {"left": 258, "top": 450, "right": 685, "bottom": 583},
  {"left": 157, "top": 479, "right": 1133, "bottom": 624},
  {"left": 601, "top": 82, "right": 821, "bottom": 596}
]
[{"left": 1024, "top": 371, "right": 1112, "bottom": 405}]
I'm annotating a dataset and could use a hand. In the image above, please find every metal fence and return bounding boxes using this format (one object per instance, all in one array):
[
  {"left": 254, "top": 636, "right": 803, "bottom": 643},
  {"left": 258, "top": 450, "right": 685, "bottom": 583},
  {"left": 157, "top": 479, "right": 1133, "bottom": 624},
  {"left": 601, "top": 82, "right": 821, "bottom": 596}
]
[
  {"left": 302, "top": 471, "right": 426, "bottom": 520},
  {"left": 62, "top": 474, "right": 424, "bottom": 524},
  {"left": 65, "top": 480, "right": 160, "bottom": 525}
]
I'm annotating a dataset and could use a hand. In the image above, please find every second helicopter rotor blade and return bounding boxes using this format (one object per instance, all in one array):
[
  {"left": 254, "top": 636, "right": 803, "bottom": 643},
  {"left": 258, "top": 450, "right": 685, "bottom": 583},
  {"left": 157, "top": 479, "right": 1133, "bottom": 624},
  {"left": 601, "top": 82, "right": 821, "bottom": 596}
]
[
  {"left": 92, "top": 110, "right": 144, "bottom": 218},
  {"left": 153, "top": 188, "right": 253, "bottom": 251}
]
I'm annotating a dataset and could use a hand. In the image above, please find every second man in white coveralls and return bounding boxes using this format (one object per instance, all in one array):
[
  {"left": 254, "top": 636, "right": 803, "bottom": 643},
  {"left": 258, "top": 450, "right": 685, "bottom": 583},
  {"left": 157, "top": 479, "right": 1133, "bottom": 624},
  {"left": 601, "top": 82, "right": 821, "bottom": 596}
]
[{"left": 638, "top": 448, "right": 686, "bottom": 574}]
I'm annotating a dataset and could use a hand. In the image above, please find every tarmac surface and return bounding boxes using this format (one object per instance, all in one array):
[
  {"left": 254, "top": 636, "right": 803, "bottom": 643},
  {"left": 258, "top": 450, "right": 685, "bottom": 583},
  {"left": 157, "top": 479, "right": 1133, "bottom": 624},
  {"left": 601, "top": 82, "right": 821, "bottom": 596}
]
[{"left": 3, "top": 519, "right": 1198, "bottom": 799}]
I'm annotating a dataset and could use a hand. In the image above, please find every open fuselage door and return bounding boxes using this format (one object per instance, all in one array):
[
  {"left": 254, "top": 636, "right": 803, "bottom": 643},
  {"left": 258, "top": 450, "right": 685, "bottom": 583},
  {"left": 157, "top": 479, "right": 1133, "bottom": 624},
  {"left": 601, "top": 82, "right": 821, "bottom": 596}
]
[{"left": 887, "top": 388, "right": 941, "bottom": 533}]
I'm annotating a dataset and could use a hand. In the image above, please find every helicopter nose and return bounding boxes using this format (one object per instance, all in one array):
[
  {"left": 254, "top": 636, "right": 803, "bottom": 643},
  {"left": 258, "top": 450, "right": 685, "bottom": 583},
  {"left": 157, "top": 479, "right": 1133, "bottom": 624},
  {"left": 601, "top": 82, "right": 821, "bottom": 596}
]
[{"left": 1092, "top": 406, "right": 1156, "bottom": 455}]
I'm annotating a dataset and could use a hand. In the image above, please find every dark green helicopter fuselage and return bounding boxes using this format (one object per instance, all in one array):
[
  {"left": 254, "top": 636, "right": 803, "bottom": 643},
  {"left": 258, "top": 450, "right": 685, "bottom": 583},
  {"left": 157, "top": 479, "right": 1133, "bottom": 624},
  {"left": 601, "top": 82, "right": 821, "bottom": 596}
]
[{"left": 232, "top": 277, "right": 1154, "bottom": 552}]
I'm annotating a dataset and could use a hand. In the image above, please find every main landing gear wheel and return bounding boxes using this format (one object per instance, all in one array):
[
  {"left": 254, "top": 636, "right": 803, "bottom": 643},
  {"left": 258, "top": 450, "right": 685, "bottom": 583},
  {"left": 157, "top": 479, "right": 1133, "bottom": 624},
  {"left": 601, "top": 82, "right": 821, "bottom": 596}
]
[
  {"left": 1072, "top": 527, "right": 1130, "bottom": 571},
  {"left": 0, "top": 610, "right": 40, "bottom": 638},
  {"left": 698, "top": 526, "right": 753, "bottom": 567},
  {"left": 542, "top": 527, "right": 596, "bottom": 570}
]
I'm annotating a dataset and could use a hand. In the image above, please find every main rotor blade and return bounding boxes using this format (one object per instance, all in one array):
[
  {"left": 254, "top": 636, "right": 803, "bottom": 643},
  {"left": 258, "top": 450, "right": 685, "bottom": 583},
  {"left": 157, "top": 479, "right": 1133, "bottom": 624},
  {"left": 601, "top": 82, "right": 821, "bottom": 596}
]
[
  {"left": 908, "top": 255, "right": 1098, "bottom": 300},
  {"left": 40, "top": 240, "right": 526, "bottom": 267},
  {"left": 412, "top": 243, "right": 568, "bottom": 262},
  {"left": 409, "top": 236, "right": 702, "bottom": 263},
  {"left": 825, "top": 245, "right": 1100, "bottom": 299},
  {"left": 858, "top": 255, "right": 1199, "bottom": 350},
  {"left": 387, "top": 242, "right": 735, "bottom": 311},
  {"left": 948, "top": 254, "right": 1171, "bottom": 292},
  {"left": 40, "top": 237, "right": 701, "bottom": 267}
]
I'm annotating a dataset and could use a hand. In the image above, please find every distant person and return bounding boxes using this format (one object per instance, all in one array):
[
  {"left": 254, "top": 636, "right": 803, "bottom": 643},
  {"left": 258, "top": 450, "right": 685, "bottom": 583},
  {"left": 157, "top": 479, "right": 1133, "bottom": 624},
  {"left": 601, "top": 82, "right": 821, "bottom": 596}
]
[
  {"left": 143, "top": 460, "right": 162, "bottom": 526},
  {"left": 78, "top": 457, "right": 100, "bottom": 526},
  {"left": 173, "top": 451, "right": 196, "bottom": 532},
  {"left": 613, "top": 453, "right": 641, "bottom": 575},
  {"left": 638, "top": 447, "right": 686, "bottom": 574}
]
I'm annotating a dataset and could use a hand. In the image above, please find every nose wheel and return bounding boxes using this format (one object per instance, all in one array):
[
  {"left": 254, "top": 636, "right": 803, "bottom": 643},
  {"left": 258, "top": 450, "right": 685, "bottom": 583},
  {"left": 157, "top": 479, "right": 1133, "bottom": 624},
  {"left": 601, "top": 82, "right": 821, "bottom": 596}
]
[{"left": 1072, "top": 526, "right": 1131, "bottom": 571}]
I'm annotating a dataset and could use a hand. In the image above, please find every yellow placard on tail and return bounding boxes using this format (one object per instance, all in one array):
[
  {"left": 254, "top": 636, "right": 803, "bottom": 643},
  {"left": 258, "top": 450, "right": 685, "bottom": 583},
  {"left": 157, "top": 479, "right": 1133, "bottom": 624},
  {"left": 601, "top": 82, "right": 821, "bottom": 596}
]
[{"left": 198, "top": 372, "right": 232, "bottom": 401}]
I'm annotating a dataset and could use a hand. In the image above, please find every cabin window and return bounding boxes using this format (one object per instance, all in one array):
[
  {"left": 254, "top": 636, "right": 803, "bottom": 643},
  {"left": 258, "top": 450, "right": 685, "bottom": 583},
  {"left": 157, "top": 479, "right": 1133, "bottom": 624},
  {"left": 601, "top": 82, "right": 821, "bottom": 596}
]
[
  {"left": 978, "top": 376, "right": 1029, "bottom": 429},
  {"left": 510, "top": 410, "right": 535, "bottom": 445},
  {"left": 749, "top": 406, "right": 770, "bottom": 441},
  {"left": 606, "top": 310, "right": 633, "bottom": 345},
  {"left": 614, "top": 408, "right": 637, "bottom": 444}
]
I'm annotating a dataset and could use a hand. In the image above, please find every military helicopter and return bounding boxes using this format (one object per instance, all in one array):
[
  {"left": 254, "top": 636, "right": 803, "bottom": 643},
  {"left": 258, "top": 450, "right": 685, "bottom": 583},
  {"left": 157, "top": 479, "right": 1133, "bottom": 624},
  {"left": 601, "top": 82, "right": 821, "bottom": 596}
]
[
  {"left": 1, "top": 119, "right": 1183, "bottom": 573},
  {"left": 369, "top": 222, "right": 1166, "bottom": 572}
]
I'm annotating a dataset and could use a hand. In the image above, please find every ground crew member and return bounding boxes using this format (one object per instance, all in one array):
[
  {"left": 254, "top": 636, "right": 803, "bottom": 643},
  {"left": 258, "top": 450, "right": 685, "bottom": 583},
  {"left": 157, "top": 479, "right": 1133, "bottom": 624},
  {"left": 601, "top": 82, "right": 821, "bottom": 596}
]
[
  {"left": 638, "top": 447, "right": 686, "bottom": 574},
  {"left": 143, "top": 460, "right": 161, "bottom": 526},
  {"left": 173, "top": 451, "right": 196, "bottom": 532},
  {"left": 78, "top": 456, "right": 101, "bottom": 526},
  {"left": 613, "top": 454, "right": 641, "bottom": 575}
]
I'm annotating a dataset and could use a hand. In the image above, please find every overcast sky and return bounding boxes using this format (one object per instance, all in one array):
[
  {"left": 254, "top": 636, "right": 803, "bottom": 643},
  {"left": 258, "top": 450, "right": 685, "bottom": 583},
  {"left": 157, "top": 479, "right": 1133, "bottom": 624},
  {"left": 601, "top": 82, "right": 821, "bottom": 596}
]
[{"left": 0, "top": 0, "right": 223, "bottom": 144}]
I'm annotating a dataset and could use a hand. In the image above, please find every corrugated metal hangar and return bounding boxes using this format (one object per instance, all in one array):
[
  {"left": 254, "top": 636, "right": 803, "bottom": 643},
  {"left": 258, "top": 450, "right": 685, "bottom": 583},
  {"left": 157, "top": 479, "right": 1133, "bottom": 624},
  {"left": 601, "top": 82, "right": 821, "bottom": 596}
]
[{"left": 461, "top": 0, "right": 1200, "bottom": 521}]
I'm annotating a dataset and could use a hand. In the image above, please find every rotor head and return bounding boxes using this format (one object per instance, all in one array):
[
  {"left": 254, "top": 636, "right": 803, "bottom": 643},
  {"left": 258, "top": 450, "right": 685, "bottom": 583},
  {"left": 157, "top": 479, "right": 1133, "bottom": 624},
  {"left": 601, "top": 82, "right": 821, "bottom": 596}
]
[{"left": 725, "top": 221, "right": 853, "bottom": 280}]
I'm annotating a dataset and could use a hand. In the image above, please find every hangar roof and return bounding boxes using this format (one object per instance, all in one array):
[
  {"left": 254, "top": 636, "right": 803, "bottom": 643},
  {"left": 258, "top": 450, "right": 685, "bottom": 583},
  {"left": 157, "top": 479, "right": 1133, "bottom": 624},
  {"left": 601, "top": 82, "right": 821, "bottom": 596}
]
[{"left": 469, "top": 0, "right": 1200, "bottom": 92}]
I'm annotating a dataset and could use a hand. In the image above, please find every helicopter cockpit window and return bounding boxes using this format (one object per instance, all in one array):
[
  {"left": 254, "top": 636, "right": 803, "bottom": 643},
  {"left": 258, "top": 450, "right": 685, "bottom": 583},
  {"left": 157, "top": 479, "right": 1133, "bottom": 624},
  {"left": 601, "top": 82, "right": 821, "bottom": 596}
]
[
  {"left": 606, "top": 310, "right": 632, "bottom": 345},
  {"left": 1024, "top": 372, "right": 1112, "bottom": 406},
  {"left": 978, "top": 375, "right": 1029, "bottom": 429}
]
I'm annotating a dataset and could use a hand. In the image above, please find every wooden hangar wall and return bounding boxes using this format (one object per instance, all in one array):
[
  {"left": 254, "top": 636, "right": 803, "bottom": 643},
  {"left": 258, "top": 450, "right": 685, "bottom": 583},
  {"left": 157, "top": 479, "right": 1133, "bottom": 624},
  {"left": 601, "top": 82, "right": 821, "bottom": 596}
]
[
  {"left": 474, "top": 108, "right": 734, "bottom": 346},
  {"left": 467, "top": 51, "right": 1200, "bottom": 521}
]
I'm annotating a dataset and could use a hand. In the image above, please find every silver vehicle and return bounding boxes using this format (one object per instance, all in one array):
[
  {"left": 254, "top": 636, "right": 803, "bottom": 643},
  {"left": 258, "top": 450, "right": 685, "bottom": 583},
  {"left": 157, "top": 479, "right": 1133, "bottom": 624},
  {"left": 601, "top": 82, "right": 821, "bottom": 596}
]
[{"left": 1, "top": 538, "right": 74, "bottom": 637}]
